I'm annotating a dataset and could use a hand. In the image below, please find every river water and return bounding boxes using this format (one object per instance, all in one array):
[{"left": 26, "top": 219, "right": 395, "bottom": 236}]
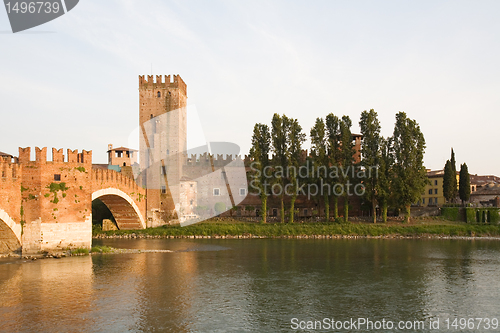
[{"left": 1, "top": 238, "right": 500, "bottom": 332}]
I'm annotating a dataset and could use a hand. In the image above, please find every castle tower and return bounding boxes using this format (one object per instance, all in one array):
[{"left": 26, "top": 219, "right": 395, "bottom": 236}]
[{"left": 139, "top": 74, "right": 187, "bottom": 226}]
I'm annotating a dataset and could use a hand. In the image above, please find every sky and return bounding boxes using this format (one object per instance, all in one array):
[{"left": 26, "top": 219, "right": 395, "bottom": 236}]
[{"left": 1, "top": 0, "right": 499, "bottom": 175}]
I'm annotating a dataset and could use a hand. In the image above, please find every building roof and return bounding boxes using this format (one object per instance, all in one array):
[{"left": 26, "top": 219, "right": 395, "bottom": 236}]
[
  {"left": 426, "top": 169, "right": 444, "bottom": 177},
  {"left": 471, "top": 183, "right": 500, "bottom": 196},
  {"left": 92, "top": 164, "right": 109, "bottom": 170},
  {"left": 107, "top": 147, "right": 138, "bottom": 153},
  {"left": 0, "top": 151, "right": 13, "bottom": 157},
  {"left": 470, "top": 174, "right": 500, "bottom": 186}
]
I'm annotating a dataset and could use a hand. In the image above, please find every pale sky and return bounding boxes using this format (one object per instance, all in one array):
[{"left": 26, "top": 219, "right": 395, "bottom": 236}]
[{"left": 1, "top": 0, "right": 499, "bottom": 175}]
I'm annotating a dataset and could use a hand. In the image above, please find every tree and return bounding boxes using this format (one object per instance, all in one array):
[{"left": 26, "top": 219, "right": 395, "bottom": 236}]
[
  {"left": 286, "top": 117, "right": 306, "bottom": 223},
  {"left": 271, "top": 114, "right": 290, "bottom": 223},
  {"left": 377, "top": 137, "right": 393, "bottom": 222},
  {"left": 249, "top": 123, "right": 271, "bottom": 223},
  {"left": 325, "top": 113, "right": 341, "bottom": 218},
  {"left": 310, "top": 117, "right": 330, "bottom": 221},
  {"left": 391, "top": 112, "right": 427, "bottom": 223},
  {"left": 339, "top": 115, "right": 355, "bottom": 223},
  {"left": 359, "top": 109, "right": 381, "bottom": 223},
  {"left": 442, "top": 160, "right": 454, "bottom": 202},
  {"left": 459, "top": 163, "right": 470, "bottom": 205},
  {"left": 450, "top": 148, "right": 458, "bottom": 200}
]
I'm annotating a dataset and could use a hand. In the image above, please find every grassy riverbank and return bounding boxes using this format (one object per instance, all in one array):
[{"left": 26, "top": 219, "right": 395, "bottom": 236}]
[{"left": 94, "top": 218, "right": 500, "bottom": 238}]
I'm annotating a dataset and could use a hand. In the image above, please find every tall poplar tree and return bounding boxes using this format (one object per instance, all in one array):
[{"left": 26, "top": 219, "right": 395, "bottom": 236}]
[
  {"left": 271, "top": 114, "right": 290, "bottom": 223},
  {"left": 359, "top": 109, "right": 381, "bottom": 223},
  {"left": 339, "top": 115, "right": 354, "bottom": 223},
  {"left": 459, "top": 163, "right": 471, "bottom": 205},
  {"left": 392, "top": 112, "right": 427, "bottom": 223},
  {"left": 377, "top": 137, "right": 393, "bottom": 222},
  {"left": 249, "top": 123, "right": 271, "bottom": 223},
  {"left": 287, "top": 117, "right": 306, "bottom": 223},
  {"left": 325, "top": 113, "right": 341, "bottom": 218},
  {"left": 310, "top": 117, "right": 330, "bottom": 221}
]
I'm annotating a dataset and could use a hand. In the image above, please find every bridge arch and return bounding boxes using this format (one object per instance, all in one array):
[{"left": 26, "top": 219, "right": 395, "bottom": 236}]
[
  {"left": 0, "top": 209, "right": 22, "bottom": 254},
  {"left": 92, "top": 188, "right": 146, "bottom": 230}
]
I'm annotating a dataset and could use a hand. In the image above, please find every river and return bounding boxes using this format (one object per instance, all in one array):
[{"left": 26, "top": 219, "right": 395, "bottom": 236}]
[{"left": 1, "top": 238, "right": 500, "bottom": 332}]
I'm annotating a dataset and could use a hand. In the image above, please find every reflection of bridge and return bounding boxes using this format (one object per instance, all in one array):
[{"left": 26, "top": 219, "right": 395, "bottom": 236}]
[{"left": 0, "top": 147, "right": 146, "bottom": 255}]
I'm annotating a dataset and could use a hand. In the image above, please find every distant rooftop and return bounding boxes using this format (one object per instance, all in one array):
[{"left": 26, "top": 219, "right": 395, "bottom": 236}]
[{"left": 107, "top": 146, "right": 138, "bottom": 153}]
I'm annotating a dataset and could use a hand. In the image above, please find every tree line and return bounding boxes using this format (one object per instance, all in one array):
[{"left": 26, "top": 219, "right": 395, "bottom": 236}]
[{"left": 249, "top": 110, "right": 427, "bottom": 223}]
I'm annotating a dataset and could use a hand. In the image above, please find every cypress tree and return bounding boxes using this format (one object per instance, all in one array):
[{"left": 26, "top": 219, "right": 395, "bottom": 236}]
[{"left": 459, "top": 163, "right": 471, "bottom": 205}]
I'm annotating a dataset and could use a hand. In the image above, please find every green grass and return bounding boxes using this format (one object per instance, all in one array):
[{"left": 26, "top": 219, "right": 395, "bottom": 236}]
[
  {"left": 70, "top": 248, "right": 89, "bottom": 255},
  {"left": 90, "top": 245, "right": 112, "bottom": 253},
  {"left": 94, "top": 221, "right": 500, "bottom": 238}
]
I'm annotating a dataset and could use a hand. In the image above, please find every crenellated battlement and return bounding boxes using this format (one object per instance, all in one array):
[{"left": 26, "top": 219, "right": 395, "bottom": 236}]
[
  {"left": 17, "top": 147, "right": 92, "bottom": 164},
  {"left": 92, "top": 168, "right": 139, "bottom": 191},
  {"left": 0, "top": 159, "right": 21, "bottom": 180},
  {"left": 183, "top": 153, "right": 249, "bottom": 167},
  {"left": 138, "top": 74, "right": 187, "bottom": 95}
]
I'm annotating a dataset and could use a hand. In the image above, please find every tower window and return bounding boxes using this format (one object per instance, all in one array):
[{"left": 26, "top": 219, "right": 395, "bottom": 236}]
[
  {"left": 213, "top": 188, "right": 220, "bottom": 196},
  {"left": 157, "top": 91, "right": 161, "bottom": 98},
  {"left": 54, "top": 174, "right": 61, "bottom": 181},
  {"left": 161, "top": 186, "right": 166, "bottom": 194}
]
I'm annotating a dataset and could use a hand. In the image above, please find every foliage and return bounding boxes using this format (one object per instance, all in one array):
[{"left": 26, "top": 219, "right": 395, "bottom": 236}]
[
  {"left": 96, "top": 222, "right": 500, "bottom": 238},
  {"left": 90, "top": 245, "right": 112, "bottom": 253},
  {"left": 70, "top": 248, "right": 89, "bottom": 255},
  {"left": 249, "top": 123, "right": 271, "bottom": 223},
  {"left": 271, "top": 114, "right": 290, "bottom": 223},
  {"left": 214, "top": 202, "right": 226, "bottom": 215},
  {"left": 339, "top": 115, "right": 354, "bottom": 223},
  {"left": 443, "top": 160, "right": 454, "bottom": 202},
  {"left": 376, "top": 138, "right": 393, "bottom": 222},
  {"left": 325, "top": 113, "right": 341, "bottom": 218},
  {"left": 286, "top": 117, "right": 306, "bottom": 223},
  {"left": 310, "top": 117, "right": 330, "bottom": 220},
  {"left": 459, "top": 163, "right": 471, "bottom": 204},
  {"left": 359, "top": 109, "right": 381, "bottom": 223},
  {"left": 441, "top": 207, "right": 461, "bottom": 221},
  {"left": 391, "top": 112, "right": 427, "bottom": 223}
]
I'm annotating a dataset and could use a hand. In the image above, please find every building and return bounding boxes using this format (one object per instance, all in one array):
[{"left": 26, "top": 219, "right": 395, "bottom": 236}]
[
  {"left": 107, "top": 144, "right": 137, "bottom": 167},
  {"left": 420, "top": 170, "right": 446, "bottom": 206},
  {"left": 138, "top": 75, "right": 188, "bottom": 226}
]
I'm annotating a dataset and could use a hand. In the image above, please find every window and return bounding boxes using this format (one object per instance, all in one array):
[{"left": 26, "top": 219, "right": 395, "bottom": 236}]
[
  {"left": 213, "top": 188, "right": 220, "bottom": 196},
  {"left": 239, "top": 188, "right": 247, "bottom": 196},
  {"left": 1, "top": 171, "right": 4, "bottom": 178},
  {"left": 190, "top": 200, "right": 194, "bottom": 205},
  {"left": 157, "top": 91, "right": 161, "bottom": 98},
  {"left": 428, "top": 189, "right": 432, "bottom": 195},
  {"left": 161, "top": 186, "right": 166, "bottom": 194},
  {"left": 116, "top": 151, "right": 122, "bottom": 158},
  {"left": 434, "top": 189, "right": 438, "bottom": 194},
  {"left": 54, "top": 174, "right": 61, "bottom": 181},
  {"left": 304, "top": 209, "right": 308, "bottom": 215},
  {"left": 434, "top": 180, "right": 438, "bottom": 186},
  {"left": 422, "top": 198, "right": 425, "bottom": 204}
]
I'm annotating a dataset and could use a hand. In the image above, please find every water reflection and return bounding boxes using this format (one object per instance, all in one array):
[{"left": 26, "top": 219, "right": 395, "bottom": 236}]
[{"left": 1, "top": 239, "right": 500, "bottom": 332}]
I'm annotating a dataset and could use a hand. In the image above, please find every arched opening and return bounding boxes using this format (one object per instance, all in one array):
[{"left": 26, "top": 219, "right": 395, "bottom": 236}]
[
  {"left": 92, "top": 198, "right": 118, "bottom": 231},
  {"left": 0, "top": 215, "right": 21, "bottom": 254},
  {"left": 157, "top": 91, "right": 161, "bottom": 98},
  {"left": 92, "top": 189, "right": 146, "bottom": 230}
]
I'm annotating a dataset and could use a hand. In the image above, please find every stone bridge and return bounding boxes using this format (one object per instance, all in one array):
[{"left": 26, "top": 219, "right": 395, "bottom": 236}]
[{"left": 0, "top": 147, "right": 146, "bottom": 255}]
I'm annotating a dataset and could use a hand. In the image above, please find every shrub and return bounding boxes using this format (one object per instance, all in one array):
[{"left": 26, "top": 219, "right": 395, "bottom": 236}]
[{"left": 441, "top": 207, "right": 461, "bottom": 221}]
